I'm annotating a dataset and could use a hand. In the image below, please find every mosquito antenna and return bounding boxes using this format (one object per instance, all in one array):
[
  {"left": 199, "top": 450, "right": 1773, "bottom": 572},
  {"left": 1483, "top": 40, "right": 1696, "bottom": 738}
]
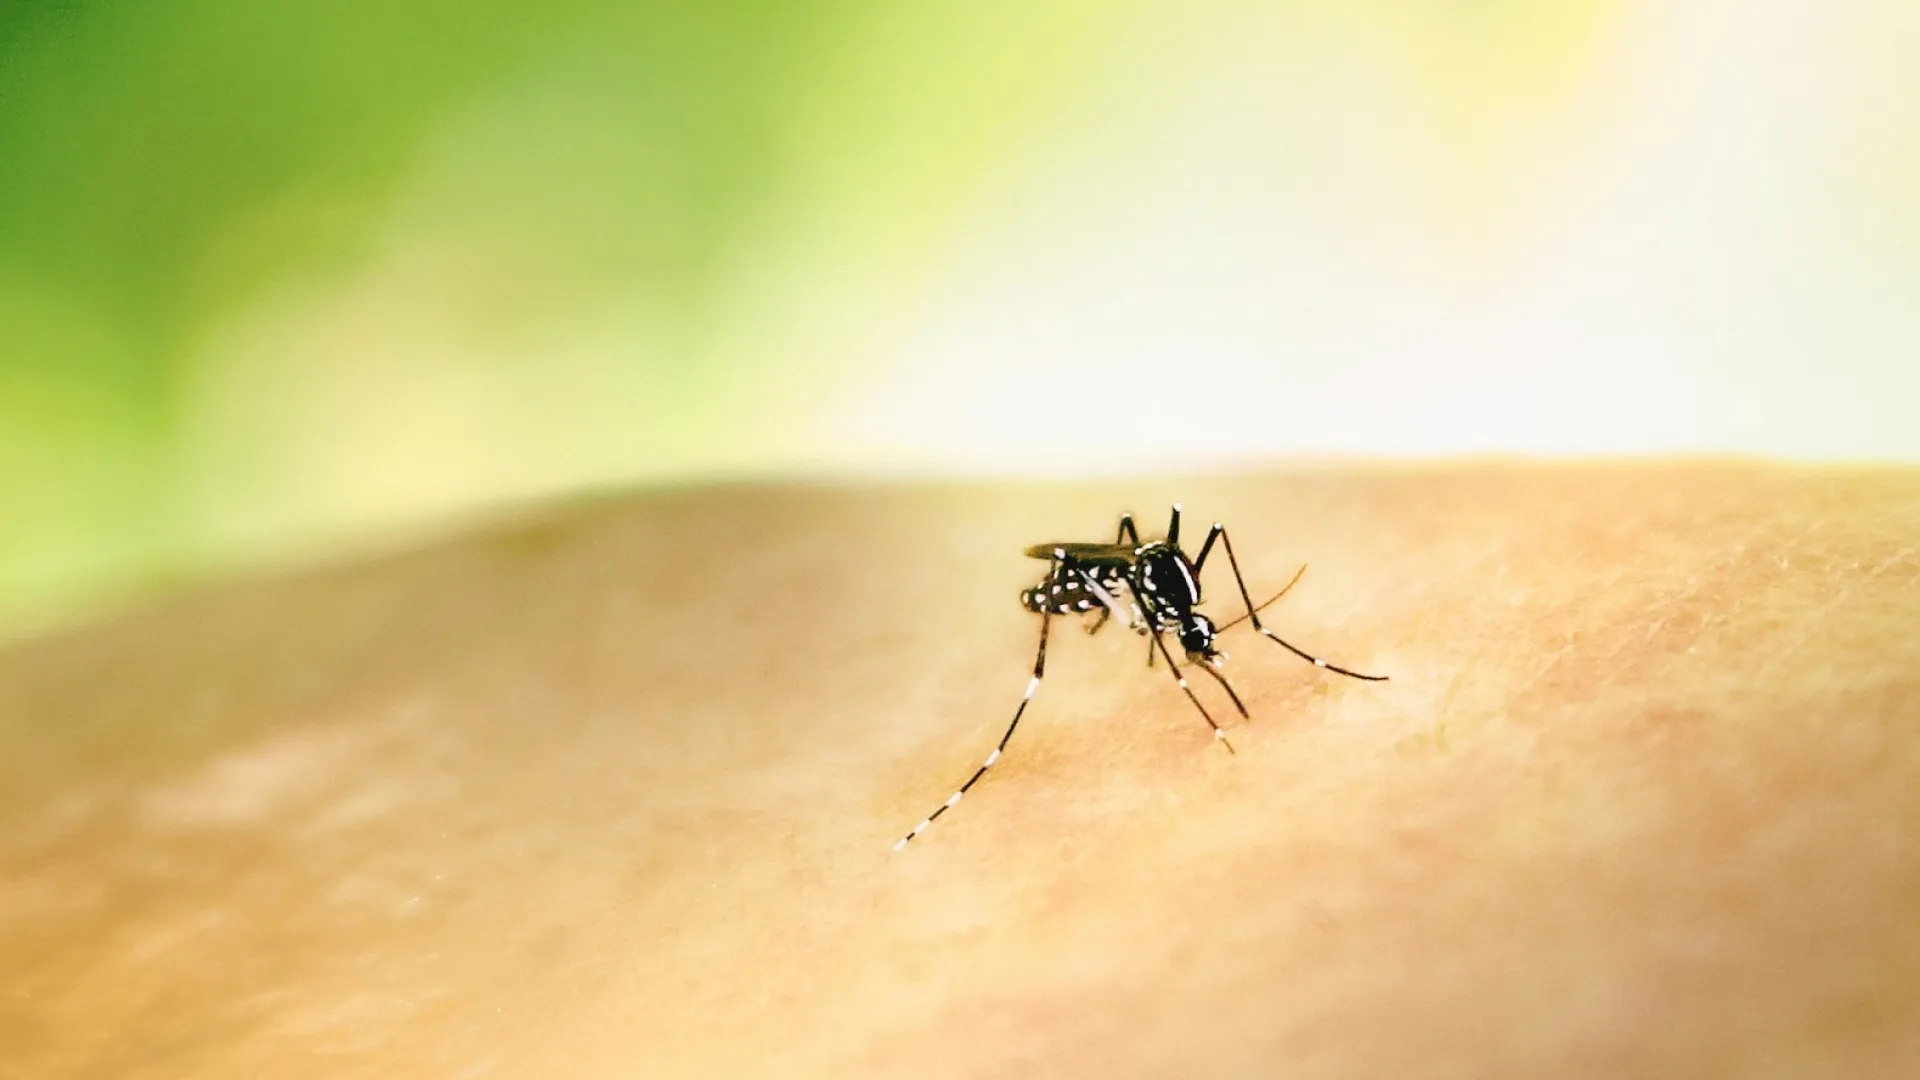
[{"left": 1216, "top": 563, "right": 1307, "bottom": 633}]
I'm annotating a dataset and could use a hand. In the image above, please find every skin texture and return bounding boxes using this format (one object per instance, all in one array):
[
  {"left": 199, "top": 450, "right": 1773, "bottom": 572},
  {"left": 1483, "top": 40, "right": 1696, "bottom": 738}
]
[{"left": 2, "top": 464, "right": 1918, "bottom": 1079}]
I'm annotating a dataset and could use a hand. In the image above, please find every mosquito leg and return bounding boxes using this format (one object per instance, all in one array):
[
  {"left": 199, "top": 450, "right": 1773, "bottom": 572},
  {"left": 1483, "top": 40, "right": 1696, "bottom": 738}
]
[
  {"left": 1084, "top": 606, "right": 1112, "bottom": 635},
  {"left": 895, "top": 607, "right": 1054, "bottom": 850},
  {"left": 1207, "top": 525, "right": 1389, "bottom": 682},
  {"left": 1148, "top": 629, "right": 1235, "bottom": 753},
  {"left": 1196, "top": 655, "right": 1250, "bottom": 718},
  {"left": 1115, "top": 513, "right": 1140, "bottom": 546},
  {"left": 1193, "top": 523, "right": 1222, "bottom": 573}
]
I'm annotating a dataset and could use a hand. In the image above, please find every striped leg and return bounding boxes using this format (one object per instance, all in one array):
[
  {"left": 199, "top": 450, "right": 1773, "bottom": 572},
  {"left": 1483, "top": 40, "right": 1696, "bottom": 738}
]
[
  {"left": 1147, "top": 629, "right": 1237, "bottom": 754},
  {"left": 894, "top": 607, "right": 1053, "bottom": 850},
  {"left": 1198, "top": 524, "right": 1388, "bottom": 682},
  {"left": 1195, "top": 654, "right": 1250, "bottom": 720}
]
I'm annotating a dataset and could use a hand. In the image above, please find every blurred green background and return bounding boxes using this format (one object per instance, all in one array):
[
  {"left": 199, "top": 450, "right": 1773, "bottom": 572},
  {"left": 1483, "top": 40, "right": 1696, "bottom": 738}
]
[{"left": 3, "top": 0, "right": 1917, "bottom": 637}]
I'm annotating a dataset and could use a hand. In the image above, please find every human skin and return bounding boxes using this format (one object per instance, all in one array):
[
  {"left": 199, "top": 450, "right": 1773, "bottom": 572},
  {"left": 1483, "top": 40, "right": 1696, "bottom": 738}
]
[{"left": 1, "top": 464, "right": 1918, "bottom": 1079}]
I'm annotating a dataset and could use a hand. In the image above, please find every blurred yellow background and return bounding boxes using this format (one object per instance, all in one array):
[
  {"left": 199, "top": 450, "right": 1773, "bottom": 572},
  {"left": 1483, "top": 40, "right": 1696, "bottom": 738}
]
[{"left": 2, "top": 0, "right": 1916, "bottom": 636}]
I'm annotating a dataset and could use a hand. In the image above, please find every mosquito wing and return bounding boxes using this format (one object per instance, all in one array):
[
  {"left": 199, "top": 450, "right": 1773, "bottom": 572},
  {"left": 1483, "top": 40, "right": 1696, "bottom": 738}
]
[{"left": 1022, "top": 542, "right": 1137, "bottom": 564}]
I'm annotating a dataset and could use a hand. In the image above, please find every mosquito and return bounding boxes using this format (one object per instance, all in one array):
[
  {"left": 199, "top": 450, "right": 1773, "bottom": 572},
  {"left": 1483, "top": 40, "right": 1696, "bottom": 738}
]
[{"left": 892, "top": 504, "right": 1387, "bottom": 849}]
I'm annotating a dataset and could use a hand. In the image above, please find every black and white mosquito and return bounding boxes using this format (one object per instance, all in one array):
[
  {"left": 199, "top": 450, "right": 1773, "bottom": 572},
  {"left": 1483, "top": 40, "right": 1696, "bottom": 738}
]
[{"left": 893, "top": 504, "right": 1387, "bottom": 850}]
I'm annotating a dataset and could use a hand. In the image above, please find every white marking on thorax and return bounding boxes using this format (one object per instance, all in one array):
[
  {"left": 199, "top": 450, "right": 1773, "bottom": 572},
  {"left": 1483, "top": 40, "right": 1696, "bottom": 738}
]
[{"left": 1173, "top": 557, "right": 1198, "bottom": 601}]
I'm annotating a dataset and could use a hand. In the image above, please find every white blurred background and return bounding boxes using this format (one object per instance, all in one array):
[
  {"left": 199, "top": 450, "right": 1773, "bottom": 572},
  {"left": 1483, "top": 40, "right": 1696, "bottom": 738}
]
[{"left": 840, "top": 2, "right": 1918, "bottom": 470}]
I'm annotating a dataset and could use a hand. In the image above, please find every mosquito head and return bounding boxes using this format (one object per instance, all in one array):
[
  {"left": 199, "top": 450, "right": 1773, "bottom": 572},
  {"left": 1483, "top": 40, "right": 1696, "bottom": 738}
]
[{"left": 1178, "top": 612, "right": 1218, "bottom": 661}]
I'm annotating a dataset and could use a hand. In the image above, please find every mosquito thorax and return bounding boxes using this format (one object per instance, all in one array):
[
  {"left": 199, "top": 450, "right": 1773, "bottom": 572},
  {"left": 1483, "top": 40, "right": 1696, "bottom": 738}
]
[{"left": 1133, "top": 545, "right": 1202, "bottom": 607}]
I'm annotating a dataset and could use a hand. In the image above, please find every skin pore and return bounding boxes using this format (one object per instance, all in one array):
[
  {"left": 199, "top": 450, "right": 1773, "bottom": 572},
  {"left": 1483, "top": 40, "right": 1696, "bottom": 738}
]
[{"left": 2, "top": 464, "right": 1918, "bottom": 1078}]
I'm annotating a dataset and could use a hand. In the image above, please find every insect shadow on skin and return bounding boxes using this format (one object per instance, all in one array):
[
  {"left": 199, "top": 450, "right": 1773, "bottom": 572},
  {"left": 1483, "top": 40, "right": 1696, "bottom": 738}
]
[{"left": 894, "top": 504, "right": 1388, "bottom": 849}]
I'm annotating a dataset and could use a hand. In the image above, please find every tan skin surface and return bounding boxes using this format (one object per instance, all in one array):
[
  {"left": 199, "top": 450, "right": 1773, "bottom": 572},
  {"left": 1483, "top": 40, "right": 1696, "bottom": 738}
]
[{"left": 2, "top": 465, "right": 1919, "bottom": 1078}]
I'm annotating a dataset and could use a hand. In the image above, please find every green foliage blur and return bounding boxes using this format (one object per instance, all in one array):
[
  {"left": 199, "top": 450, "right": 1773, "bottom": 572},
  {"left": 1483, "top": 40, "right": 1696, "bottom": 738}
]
[{"left": 0, "top": 0, "right": 1114, "bottom": 635}]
